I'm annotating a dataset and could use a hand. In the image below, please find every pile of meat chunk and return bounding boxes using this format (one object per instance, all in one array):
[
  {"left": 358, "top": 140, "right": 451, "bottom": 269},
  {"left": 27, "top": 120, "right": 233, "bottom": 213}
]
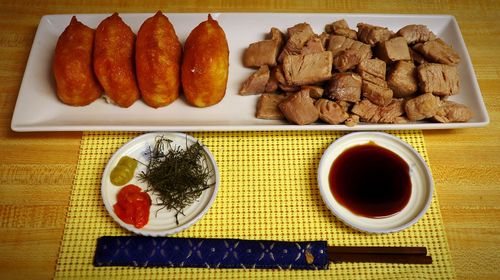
[{"left": 239, "top": 20, "right": 473, "bottom": 125}]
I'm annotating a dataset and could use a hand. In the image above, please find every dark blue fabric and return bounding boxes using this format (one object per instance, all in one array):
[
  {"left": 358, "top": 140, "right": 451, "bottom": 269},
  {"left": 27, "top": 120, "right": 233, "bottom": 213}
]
[{"left": 94, "top": 236, "right": 329, "bottom": 270}]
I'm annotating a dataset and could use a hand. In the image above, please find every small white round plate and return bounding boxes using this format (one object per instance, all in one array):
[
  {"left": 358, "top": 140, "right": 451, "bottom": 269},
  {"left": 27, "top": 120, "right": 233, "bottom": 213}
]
[
  {"left": 318, "top": 132, "right": 434, "bottom": 233},
  {"left": 101, "top": 132, "right": 220, "bottom": 236}
]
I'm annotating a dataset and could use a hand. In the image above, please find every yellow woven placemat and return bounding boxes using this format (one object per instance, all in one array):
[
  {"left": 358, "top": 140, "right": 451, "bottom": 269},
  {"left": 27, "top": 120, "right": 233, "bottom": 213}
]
[{"left": 55, "top": 130, "right": 455, "bottom": 279}]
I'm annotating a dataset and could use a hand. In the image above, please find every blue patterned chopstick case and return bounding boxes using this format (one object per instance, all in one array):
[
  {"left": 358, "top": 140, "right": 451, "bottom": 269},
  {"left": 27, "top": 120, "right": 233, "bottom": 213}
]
[{"left": 94, "top": 236, "right": 329, "bottom": 270}]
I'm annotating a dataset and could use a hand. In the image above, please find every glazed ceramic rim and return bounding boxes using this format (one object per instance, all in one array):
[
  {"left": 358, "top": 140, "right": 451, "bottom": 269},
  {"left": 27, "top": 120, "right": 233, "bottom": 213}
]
[
  {"left": 101, "top": 132, "right": 220, "bottom": 236},
  {"left": 317, "top": 132, "right": 434, "bottom": 233}
]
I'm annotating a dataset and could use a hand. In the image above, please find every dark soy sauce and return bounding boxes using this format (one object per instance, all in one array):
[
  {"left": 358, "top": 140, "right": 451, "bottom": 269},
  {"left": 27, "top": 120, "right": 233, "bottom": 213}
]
[{"left": 329, "top": 142, "right": 411, "bottom": 218}]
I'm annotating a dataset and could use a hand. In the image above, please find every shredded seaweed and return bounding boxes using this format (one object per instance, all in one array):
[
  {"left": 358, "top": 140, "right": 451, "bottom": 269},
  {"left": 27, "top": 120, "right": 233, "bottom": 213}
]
[{"left": 138, "top": 136, "right": 214, "bottom": 225}]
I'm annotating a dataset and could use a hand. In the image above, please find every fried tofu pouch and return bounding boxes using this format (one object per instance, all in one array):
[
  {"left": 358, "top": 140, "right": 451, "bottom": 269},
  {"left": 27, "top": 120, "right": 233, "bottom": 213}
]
[
  {"left": 93, "top": 13, "right": 139, "bottom": 107},
  {"left": 53, "top": 16, "right": 101, "bottom": 106},
  {"left": 181, "top": 14, "right": 229, "bottom": 107},
  {"left": 136, "top": 11, "right": 182, "bottom": 108}
]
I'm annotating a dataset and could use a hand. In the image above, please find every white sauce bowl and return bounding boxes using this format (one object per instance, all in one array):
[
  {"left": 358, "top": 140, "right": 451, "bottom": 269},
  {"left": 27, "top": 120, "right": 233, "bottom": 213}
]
[{"left": 317, "top": 132, "right": 434, "bottom": 233}]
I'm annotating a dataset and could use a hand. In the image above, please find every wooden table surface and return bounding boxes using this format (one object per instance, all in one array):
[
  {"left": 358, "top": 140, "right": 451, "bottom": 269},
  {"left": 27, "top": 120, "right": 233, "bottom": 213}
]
[{"left": 0, "top": 1, "right": 499, "bottom": 279}]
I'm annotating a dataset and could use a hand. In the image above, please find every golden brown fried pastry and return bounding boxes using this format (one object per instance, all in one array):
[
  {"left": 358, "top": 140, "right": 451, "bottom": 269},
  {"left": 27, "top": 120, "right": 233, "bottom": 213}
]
[
  {"left": 181, "top": 14, "right": 229, "bottom": 107},
  {"left": 136, "top": 11, "right": 182, "bottom": 108},
  {"left": 53, "top": 16, "right": 101, "bottom": 106},
  {"left": 93, "top": 13, "right": 139, "bottom": 107}
]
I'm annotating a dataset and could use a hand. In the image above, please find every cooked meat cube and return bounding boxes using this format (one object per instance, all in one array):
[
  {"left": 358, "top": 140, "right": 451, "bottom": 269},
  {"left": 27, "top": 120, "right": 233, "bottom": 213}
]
[
  {"left": 282, "top": 51, "right": 333, "bottom": 86},
  {"left": 337, "top": 100, "right": 351, "bottom": 111},
  {"left": 327, "top": 35, "right": 372, "bottom": 64},
  {"left": 404, "top": 93, "right": 440, "bottom": 121},
  {"left": 256, "top": 93, "right": 289, "bottom": 120},
  {"left": 356, "top": 23, "right": 393, "bottom": 46},
  {"left": 325, "top": 19, "right": 349, "bottom": 32},
  {"left": 273, "top": 65, "right": 287, "bottom": 85},
  {"left": 333, "top": 50, "right": 359, "bottom": 72},
  {"left": 433, "top": 101, "right": 473, "bottom": 123},
  {"left": 273, "top": 65, "right": 300, "bottom": 91},
  {"left": 267, "top": 27, "right": 285, "bottom": 48},
  {"left": 327, "top": 35, "right": 352, "bottom": 56},
  {"left": 413, "top": 38, "right": 460, "bottom": 65},
  {"left": 315, "top": 98, "right": 349, "bottom": 124},
  {"left": 318, "top": 32, "right": 330, "bottom": 48},
  {"left": 409, "top": 48, "right": 427, "bottom": 65},
  {"left": 265, "top": 68, "right": 279, "bottom": 93},
  {"left": 325, "top": 19, "right": 357, "bottom": 39},
  {"left": 325, "top": 72, "right": 362, "bottom": 103},
  {"left": 278, "top": 23, "right": 315, "bottom": 62},
  {"left": 301, "top": 36, "right": 325, "bottom": 55},
  {"left": 333, "top": 48, "right": 372, "bottom": 72},
  {"left": 387, "top": 60, "right": 418, "bottom": 98},
  {"left": 288, "top": 22, "right": 314, "bottom": 38},
  {"left": 336, "top": 28, "right": 358, "bottom": 40},
  {"left": 239, "top": 65, "right": 270, "bottom": 95},
  {"left": 397, "top": 24, "right": 436, "bottom": 45},
  {"left": 344, "top": 114, "right": 360, "bottom": 127},
  {"left": 362, "top": 81, "right": 393, "bottom": 106},
  {"left": 357, "top": 58, "right": 386, "bottom": 79},
  {"left": 243, "top": 27, "right": 284, "bottom": 68},
  {"left": 279, "top": 91, "right": 319, "bottom": 125},
  {"left": 417, "top": 63, "right": 459, "bottom": 96},
  {"left": 357, "top": 58, "right": 387, "bottom": 87},
  {"left": 393, "top": 116, "right": 410, "bottom": 124},
  {"left": 243, "top": 39, "right": 281, "bottom": 67},
  {"left": 376, "top": 36, "right": 411, "bottom": 63},
  {"left": 278, "top": 49, "right": 291, "bottom": 64},
  {"left": 359, "top": 72, "right": 388, "bottom": 87},
  {"left": 328, "top": 35, "right": 372, "bottom": 68},
  {"left": 352, "top": 98, "right": 404, "bottom": 123},
  {"left": 301, "top": 85, "right": 324, "bottom": 99}
]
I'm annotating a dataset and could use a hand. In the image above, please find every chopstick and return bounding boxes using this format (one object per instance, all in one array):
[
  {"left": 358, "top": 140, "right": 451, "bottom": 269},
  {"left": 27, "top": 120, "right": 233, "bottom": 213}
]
[{"left": 327, "top": 246, "right": 433, "bottom": 264}]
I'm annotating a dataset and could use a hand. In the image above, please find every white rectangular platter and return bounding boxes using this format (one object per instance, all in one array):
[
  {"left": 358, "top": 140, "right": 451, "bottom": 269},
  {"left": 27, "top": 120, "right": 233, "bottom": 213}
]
[{"left": 11, "top": 13, "right": 489, "bottom": 131}]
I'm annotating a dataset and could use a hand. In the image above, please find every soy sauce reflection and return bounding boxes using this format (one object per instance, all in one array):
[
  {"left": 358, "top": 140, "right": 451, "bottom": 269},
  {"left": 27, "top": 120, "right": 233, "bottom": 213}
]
[{"left": 329, "top": 142, "right": 411, "bottom": 218}]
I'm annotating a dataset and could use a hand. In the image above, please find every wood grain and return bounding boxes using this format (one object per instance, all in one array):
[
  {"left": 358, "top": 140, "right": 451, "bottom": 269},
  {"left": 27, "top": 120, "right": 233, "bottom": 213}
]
[{"left": 0, "top": 1, "right": 499, "bottom": 279}]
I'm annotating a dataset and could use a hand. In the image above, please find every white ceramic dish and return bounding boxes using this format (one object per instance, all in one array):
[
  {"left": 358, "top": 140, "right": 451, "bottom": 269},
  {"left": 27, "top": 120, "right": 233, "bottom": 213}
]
[
  {"left": 317, "top": 132, "right": 434, "bottom": 233},
  {"left": 12, "top": 13, "right": 488, "bottom": 131},
  {"left": 101, "top": 132, "right": 220, "bottom": 236}
]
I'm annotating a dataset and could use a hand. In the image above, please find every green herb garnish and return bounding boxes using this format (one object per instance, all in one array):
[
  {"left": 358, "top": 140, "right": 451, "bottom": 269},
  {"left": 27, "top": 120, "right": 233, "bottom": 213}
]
[{"left": 138, "top": 136, "right": 214, "bottom": 225}]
